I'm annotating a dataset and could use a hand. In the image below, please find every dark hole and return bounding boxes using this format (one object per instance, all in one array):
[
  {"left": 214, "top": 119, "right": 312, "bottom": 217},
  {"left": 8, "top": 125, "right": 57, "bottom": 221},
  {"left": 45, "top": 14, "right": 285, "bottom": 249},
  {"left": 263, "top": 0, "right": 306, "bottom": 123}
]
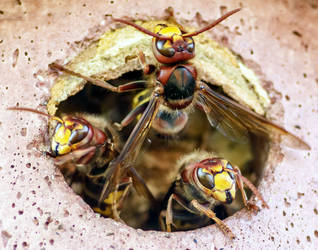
[{"left": 54, "top": 70, "right": 268, "bottom": 231}]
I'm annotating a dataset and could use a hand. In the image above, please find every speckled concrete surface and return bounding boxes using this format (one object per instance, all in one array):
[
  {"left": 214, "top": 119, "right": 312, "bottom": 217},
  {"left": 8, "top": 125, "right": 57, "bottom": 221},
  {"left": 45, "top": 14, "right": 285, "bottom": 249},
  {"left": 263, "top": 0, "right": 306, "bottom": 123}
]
[{"left": 0, "top": 0, "right": 317, "bottom": 249}]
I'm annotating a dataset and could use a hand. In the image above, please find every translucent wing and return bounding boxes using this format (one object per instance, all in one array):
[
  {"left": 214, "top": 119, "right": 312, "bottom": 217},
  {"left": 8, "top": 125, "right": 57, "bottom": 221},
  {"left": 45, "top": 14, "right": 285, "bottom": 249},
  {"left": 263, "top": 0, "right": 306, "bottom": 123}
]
[
  {"left": 197, "top": 82, "right": 310, "bottom": 150},
  {"left": 197, "top": 93, "right": 249, "bottom": 143},
  {"left": 127, "top": 167, "right": 157, "bottom": 206},
  {"left": 99, "top": 93, "right": 162, "bottom": 202}
]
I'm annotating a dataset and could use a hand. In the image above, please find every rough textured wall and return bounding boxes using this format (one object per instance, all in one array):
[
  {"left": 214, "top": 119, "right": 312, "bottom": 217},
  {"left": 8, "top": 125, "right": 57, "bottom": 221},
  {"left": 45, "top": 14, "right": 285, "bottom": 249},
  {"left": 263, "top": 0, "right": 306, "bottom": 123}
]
[{"left": 0, "top": 0, "right": 317, "bottom": 249}]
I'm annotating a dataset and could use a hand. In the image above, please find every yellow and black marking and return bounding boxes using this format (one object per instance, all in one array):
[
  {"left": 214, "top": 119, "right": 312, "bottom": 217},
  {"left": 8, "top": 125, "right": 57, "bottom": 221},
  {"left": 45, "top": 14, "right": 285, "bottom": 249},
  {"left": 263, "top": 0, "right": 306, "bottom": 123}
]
[
  {"left": 82, "top": 176, "right": 130, "bottom": 218},
  {"left": 132, "top": 89, "right": 151, "bottom": 111},
  {"left": 196, "top": 159, "right": 236, "bottom": 204},
  {"left": 51, "top": 118, "right": 89, "bottom": 156},
  {"left": 154, "top": 24, "right": 194, "bottom": 58}
]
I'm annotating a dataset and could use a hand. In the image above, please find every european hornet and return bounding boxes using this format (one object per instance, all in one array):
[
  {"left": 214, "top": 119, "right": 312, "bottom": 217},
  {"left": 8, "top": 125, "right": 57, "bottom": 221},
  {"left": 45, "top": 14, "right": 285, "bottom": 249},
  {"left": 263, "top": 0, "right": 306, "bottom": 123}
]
[
  {"left": 8, "top": 107, "right": 118, "bottom": 176},
  {"left": 8, "top": 107, "right": 155, "bottom": 220},
  {"left": 159, "top": 151, "right": 268, "bottom": 239},
  {"left": 49, "top": 8, "right": 310, "bottom": 204}
]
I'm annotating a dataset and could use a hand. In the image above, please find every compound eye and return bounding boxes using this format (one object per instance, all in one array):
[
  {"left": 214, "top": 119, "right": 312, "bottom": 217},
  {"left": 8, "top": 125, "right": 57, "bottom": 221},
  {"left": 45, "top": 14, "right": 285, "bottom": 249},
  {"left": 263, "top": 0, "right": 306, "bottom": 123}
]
[
  {"left": 187, "top": 43, "right": 194, "bottom": 53},
  {"left": 69, "top": 124, "right": 89, "bottom": 145},
  {"left": 185, "top": 37, "right": 194, "bottom": 53},
  {"left": 197, "top": 168, "right": 215, "bottom": 189},
  {"left": 156, "top": 39, "right": 176, "bottom": 57},
  {"left": 53, "top": 122, "right": 62, "bottom": 134},
  {"left": 226, "top": 162, "right": 235, "bottom": 180}
]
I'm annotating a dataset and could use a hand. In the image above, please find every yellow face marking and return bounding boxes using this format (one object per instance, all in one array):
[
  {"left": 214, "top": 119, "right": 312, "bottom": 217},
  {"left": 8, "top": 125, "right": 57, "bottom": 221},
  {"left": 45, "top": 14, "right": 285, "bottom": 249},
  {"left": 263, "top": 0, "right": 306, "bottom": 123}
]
[
  {"left": 54, "top": 125, "right": 71, "bottom": 145},
  {"left": 163, "top": 40, "right": 172, "bottom": 49},
  {"left": 51, "top": 124, "right": 72, "bottom": 155},
  {"left": 212, "top": 184, "right": 236, "bottom": 203},
  {"left": 51, "top": 139, "right": 71, "bottom": 155},
  {"left": 214, "top": 172, "right": 233, "bottom": 190},
  {"left": 212, "top": 190, "right": 227, "bottom": 203},
  {"left": 198, "top": 160, "right": 236, "bottom": 203},
  {"left": 51, "top": 120, "right": 87, "bottom": 155},
  {"left": 155, "top": 25, "right": 185, "bottom": 49},
  {"left": 65, "top": 120, "right": 85, "bottom": 132},
  {"left": 213, "top": 164, "right": 223, "bottom": 173},
  {"left": 212, "top": 172, "right": 236, "bottom": 203},
  {"left": 172, "top": 34, "right": 183, "bottom": 43},
  {"left": 155, "top": 25, "right": 182, "bottom": 37},
  {"left": 154, "top": 24, "right": 166, "bottom": 34}
]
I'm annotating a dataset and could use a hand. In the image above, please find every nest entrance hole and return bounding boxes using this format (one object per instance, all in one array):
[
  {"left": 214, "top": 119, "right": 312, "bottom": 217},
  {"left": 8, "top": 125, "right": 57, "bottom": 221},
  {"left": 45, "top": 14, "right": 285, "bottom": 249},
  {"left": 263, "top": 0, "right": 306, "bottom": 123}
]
[{"left": 53, "top": 69, "right": 269, "bottom": 231}]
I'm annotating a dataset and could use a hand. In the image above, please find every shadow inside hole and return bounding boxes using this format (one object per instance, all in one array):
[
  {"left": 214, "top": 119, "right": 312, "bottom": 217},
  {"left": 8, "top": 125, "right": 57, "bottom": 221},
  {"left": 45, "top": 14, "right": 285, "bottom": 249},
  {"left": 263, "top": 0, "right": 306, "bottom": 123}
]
[{"left": 54, "top": 70, "right": 269, "bottom": 231}]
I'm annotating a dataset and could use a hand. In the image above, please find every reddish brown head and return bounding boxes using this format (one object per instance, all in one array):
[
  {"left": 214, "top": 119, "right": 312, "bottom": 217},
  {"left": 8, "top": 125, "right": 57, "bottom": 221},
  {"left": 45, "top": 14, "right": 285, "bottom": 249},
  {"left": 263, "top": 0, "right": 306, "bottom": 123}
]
[{"left": 113, "top": 8, "right": 240, "bottom": 64}]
